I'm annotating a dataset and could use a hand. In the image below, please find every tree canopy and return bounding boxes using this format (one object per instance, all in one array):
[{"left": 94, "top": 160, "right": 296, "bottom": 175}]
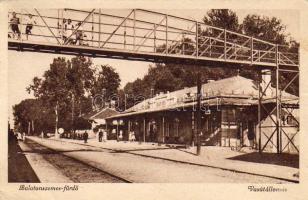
[
  {"left": 122, "top": 9, "right": 299, "bottom": 107},
  {"left": 203, "top": 9, "right": 240, "bottom": 32},
  {"left": 23, "top": 56, "right": 121, "bottom": 134},
  {"left": 13, "top": 99, "right": 55, "bottom": 134},
  {"left": 91, "top": 64, "right": 121, "bottom": 99}
]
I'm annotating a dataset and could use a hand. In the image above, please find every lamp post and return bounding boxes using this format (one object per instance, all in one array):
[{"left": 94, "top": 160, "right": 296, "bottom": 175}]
[
  {"left": 196, "top": 72, "right": 202, "bottom": 156},
  {"left": 71, "top": 92, "right": 75, "bottom": 132}
]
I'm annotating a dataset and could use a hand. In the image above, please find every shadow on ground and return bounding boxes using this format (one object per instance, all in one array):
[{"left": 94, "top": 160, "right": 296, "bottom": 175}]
[
  {"left": 8, "top": 139, "right": 40, "bottom": 182},
  {"left": 227, "top": 152, "right": 299, "bottom": 168}
]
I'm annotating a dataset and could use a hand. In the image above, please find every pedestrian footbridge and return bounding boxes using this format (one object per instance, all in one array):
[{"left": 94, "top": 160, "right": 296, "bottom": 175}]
[{"left": 8, "top": 8, "right": 299, "bottom": 69}]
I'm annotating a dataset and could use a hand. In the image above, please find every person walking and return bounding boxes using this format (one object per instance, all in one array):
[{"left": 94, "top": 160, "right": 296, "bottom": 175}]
[
  {"left": 24, "top": 14, "right": 36, "bottom": 40},
  {"left": 83, "top": 131, "right": 88, "bottom": 143},
  {"left": 98, "top": 129, "right": 103, "bottom": 142}
]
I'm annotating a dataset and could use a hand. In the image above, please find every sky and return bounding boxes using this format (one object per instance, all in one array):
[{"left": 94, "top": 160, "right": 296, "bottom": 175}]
[{"left": 8, "top": 9, "right": 299, "bottom": 124}]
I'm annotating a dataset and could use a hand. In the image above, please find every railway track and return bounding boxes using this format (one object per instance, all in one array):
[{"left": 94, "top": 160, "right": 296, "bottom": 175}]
[
  {"left": 24, "top": 140, "right": 132, "bottom": 183},
  {"left": 25, "top": 137, "right": 298, "bottom": 183}
]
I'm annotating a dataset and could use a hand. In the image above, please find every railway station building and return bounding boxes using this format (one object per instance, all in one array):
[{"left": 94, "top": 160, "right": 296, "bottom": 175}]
[{"left": 105, "top": 75, "right": 299, "bottom": 153}]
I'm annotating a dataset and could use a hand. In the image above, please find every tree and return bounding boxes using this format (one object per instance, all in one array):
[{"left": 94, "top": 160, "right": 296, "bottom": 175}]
[
  {"left": 203, "top": 9, "right": 240, "bottom": 32},
  {"left": 122, "top": 78, "right": 147, "bottom": 109},
  {"left": 121, "top": 9, "right": 299, "bottom": 106},
  {"left": 242, "top": 14, "right": 287, "bottom": 44},
  {"left": 91, "top": 64, "right": 121, "bottom": 102},
  {"left": 28, "top": 57, "right": 70, "bottom": 135},
  {"left": 27, "top": 56, "right": 96, "bottom": 134},
  {"left": 242, "top": 14, "right": 299, "bottom": 95},
  {"left": 66, "top": 56, "right": 94, "bottom": 125},
  {"left": 121, "top": 62, "right": 236, "bottom": 111},
  {"left": 13, "top": 99, "right": 55, "bottom": 135}
]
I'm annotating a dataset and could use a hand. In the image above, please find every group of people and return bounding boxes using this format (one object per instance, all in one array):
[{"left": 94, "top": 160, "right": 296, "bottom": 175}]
[
  {"left": 57, "top": 19, "right": 89, "bottom": 45},
  {"left": 9, "top": 11, "right": 90, "bottom": 46},
  {"left": 61, "top": 128, "right": 139, "bottom": 143},
  {"left": 116, "top": 130, "right": 136, "bottom": 142},
  {"left": 8, "top": 129, "right": 26, "bottom": 143},
  {"left": 61, "top": 131, "right": 88, "bottom": 143},
  {"left": 9, "top": 12, "right": 36, "bottom": 40},
  {"left": 98, "top": 129, "right": 107, "bottom": 142}
]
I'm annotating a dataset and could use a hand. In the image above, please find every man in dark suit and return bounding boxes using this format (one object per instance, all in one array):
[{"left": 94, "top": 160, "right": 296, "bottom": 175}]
[{"left": 83, "top": 131, "right": 88, "bottom": 143}]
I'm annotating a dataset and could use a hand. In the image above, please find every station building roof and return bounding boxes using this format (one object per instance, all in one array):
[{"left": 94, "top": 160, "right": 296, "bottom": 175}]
[{"left": 107, "top": 75, "right": 298, "bottom": 119}]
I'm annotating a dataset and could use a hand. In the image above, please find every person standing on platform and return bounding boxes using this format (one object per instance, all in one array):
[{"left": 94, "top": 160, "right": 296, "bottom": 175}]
[
  {"left": 66, "top": 19, "right": 75, "bottom": 44},
  {"left": 83, "top": 131, "right": 88, "bottom": 143},
  {"left": 10, "top": 12, "right": 21, "bottom": 40},
  {"left": 247, "top": 120, "right": 255, "bottom": 149},
  {"left": 24, "top": 14, "right": 36, "bottom": 40},
  {"left": 75, "top": 21, "right": 84, "bottom": 45},
  {"left": 128, "top": 131, "right": 132, "bottom": 142},
  {"left": 98, "top": 129, "right": 103, "bottom": 142},
  {"left": 103, "top": 129, "right": 107, "bottom": 142},
  {"left": 119, "top": 130, "right": 123, "bottom": 141},
  {"left": 131, "top": 131, "right": 136, "bottom": 142},
  {"left": 82, "top": 34, "right": 89, "bottom": 46},
  {"left": 58, "top": 18, "right": 67, "bottom": 42}
]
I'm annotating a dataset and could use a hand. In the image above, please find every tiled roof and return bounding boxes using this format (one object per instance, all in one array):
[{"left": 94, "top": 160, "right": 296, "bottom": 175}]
[
  {"left": 83, "top": 108, "right": 119, "bottom": 120},
  {"left": 107, "top": 76, "right": 298, "bottom": 119}
]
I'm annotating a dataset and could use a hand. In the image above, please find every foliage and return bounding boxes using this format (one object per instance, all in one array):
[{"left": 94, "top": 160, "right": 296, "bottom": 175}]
[
  {"left": 203, "top": 9, "right": 240, "bottom": 32},
  {"left": 25, "top": 56, "right": 121, "bottom": 133},
  {"left": 121, "top": 9, "right": 299, "bottom": 109},
  {"left": 13, "top": 99, "right": 55, "bottom": 134},
  {"left": 91, "top": 64, "right": 121, "bottom": 100},
  {"left": 242, "top": 14, "right": 287, "bottom": 44}
]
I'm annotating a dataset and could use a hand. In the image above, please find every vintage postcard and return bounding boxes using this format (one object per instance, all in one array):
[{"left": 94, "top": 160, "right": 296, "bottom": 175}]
[{"left": 0, "top": 0, "right": 307, "bottom": 199}]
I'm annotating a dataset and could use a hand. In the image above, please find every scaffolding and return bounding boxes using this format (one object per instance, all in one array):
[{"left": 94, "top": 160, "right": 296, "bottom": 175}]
[{"left": 258, "top": 67, "right": 299, "bottom": 154}]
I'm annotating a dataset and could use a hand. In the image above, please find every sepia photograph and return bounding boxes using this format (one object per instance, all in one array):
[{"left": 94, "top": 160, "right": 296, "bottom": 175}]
[
  {"left": 1, "top": 1, "right": 308, "bottom": 199},
  {"left": 6, "top": 7, "right": 300, "bottom": 184}
]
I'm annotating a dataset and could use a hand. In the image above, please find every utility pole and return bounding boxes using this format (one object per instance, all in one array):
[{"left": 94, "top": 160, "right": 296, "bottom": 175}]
[
  {"left": 28, "top": 121, "right": 31, "bottom": 135},
  {"left": 196, "top": 72, "right": 202, "bottom": 155},
  {"left": 55, "top": 101, "right": 59, "bottom": 138},
  {"left": 125, "top": 93, "right": 128, "bottom": 111},
  {"left": 71, "top": 93, "right": 75, "bottom": 131},
  {"left": 102, "top": 88, "right": 106, "bottom": 108}
]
